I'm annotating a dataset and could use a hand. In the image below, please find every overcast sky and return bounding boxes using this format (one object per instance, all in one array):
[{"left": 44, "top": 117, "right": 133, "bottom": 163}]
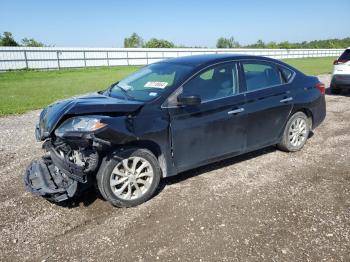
[{"left": 1, "top": 0, "right": 349, "bottom": 47}]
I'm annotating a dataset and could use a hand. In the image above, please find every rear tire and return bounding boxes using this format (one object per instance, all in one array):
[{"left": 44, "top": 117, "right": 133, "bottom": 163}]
[
  {"left": 96, "top": 148, "right": 161, "bottom": 207},
  {"left": 277, "top": 112, "right": 310, "bottom": 152}
]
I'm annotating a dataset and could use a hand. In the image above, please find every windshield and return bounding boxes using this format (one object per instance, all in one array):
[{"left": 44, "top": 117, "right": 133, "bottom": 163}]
[{"left": 109, "top": 62, "right": 193, "bottom": 101}]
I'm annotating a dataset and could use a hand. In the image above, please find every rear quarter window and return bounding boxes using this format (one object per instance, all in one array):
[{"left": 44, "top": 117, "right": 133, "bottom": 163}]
[{"left": 280, "top": 67, "right": 294, "bottom": 82}]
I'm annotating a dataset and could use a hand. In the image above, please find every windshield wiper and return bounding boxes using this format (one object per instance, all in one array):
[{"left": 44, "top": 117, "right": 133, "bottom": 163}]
[{"left": 108, "top": 83, "right": 132, "bottom": 100}]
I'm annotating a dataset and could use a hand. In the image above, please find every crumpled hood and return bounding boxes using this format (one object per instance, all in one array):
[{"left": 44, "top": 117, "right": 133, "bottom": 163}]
[{"left": 36, "top": 93, "right": 144, "bottom": 139}]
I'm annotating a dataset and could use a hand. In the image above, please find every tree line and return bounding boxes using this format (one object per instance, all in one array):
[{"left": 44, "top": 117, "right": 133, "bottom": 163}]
[
  {"left": 125, "top": 33, "right": 350, "bottom": 49},
  {"left": 1, "top": 31, "right": 349, "bottom": 49},
  {"left": 235, "top": 37, "right": 350, "bottom": 49}
]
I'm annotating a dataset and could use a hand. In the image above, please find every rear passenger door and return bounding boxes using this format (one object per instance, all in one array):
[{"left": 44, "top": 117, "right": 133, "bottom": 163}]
[{"left": 242, "top": 60, "right": 294, "bottom": 150}]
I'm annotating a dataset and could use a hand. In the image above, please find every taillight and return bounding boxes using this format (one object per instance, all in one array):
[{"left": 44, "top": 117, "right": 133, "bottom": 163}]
[
  {"left": 315, "top": 82, "right": 325, "bottom": 95},
  {"left": 334, "top": 59, "right": 348, "bottom": 65}
]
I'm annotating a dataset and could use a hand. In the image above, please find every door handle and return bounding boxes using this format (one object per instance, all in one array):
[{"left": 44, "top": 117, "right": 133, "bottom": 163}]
[
  {"left": 228, "top": 108, "right": 245, "bottom": 115},
  {"left": 280, "top": 97, "right": 293, "bottom": 103}
]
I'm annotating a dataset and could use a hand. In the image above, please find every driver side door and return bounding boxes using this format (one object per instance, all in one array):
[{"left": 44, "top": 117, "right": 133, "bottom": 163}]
[{"left": 165, "top": 62, "right": 247, "bottom": 172}]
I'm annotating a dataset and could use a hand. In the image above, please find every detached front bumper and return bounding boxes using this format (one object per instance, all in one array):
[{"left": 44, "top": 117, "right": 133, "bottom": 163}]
[
  {"left": 24, "top": 157, "right": 78, "bottom": 202},
  {"left": 24, "top": 143, "right": 92, "bottom": 202}
]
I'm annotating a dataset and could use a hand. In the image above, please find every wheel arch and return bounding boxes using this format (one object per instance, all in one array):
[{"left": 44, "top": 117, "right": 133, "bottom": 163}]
[
  {"left": 291, "top": 108, "right": 314, "bottom": 130},
  {"left": 122, "top": 140, "right": 168, "bottom": 178}
]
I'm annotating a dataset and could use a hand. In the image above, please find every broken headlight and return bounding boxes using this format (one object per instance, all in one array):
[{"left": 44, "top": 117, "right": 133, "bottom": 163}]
[{"left": 55, "top": 116, "right": 107, "bottom": 137}]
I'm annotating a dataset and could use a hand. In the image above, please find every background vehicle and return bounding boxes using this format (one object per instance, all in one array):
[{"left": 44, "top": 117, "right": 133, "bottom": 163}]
[
  {"left": 25, "top": 54, "right": 326, "bottom": 207},
  {"left": 331, "top": 48, "right": 350, "bottom": 94}
]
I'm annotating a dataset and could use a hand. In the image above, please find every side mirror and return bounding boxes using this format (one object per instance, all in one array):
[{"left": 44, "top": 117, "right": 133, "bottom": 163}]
[{"left": 177, "top": 94, "right": 201, "bottom": 106}]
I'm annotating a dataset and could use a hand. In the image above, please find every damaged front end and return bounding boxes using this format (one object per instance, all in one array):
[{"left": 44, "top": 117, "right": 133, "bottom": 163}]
[
  {"left": 24, "top": 93, "right": 143, "bottom": 202},
  {"left": 25, "top": 114, "right": 109, "bottom": 202},
  {"left": 24, "top": 139, "right": 99, "bottom": 202}
]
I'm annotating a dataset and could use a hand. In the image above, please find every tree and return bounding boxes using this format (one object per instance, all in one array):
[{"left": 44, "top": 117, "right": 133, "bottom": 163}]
[
  {"left": 124, "top": 33, "right": 143, "bottom": 48},
  {"left": 21, "top": 38, "right": 45, "bottom": 47},
  {"left": 255, "top": 39, "right": 265, "bottom": 48},
  {"left": 279, "top": 41, "right": 291, "bottom": 49},
  {"left": 0, "top": 32, "right": 19, "bottom": 46},
  {"left": 216, "top": 37, "right": 240, "bottom": 48},
  {"left": 265, "top": 41, "right": 278, "bottom": 48},
  {"left": 143, "top": 38, "right": 175, "bottom": 48}
]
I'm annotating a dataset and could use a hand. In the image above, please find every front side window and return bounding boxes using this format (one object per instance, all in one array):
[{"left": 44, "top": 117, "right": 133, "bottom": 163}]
[
  {"left": 181, "top": 62, "right": 239, "bottom": 102},
  {"left": 242, "top": 61, "right": 283, "bottom": 91},
  {"left": 108, "top": 62, "right": 193, "bottom": 101}
]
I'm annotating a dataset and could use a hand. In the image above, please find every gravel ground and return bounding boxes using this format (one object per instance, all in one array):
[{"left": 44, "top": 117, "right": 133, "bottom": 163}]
[{"left": 0, "top": 74, "right": 349, "bottom": 262}]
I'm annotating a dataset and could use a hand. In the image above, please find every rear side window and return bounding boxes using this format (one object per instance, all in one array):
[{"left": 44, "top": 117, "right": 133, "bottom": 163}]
[
  {"left": 242, "top": 61, "right": 282, "bottom": 91},
  {"left": 339, "top": 49, "right": 350, "bottom": 60}
]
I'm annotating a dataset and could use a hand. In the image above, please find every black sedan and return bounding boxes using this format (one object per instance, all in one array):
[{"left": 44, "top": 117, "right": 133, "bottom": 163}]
[{"left": 25, "top": 54, "right": 326, "bottom": 207}]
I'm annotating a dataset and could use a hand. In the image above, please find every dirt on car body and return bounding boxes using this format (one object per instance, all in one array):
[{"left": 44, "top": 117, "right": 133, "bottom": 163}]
[{"left": 0, "top": 75, "right": 349, "bottom": 261}]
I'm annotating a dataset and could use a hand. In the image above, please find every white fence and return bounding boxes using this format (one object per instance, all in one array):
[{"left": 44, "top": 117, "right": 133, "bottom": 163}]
[{"left": 0, "top": 47, "right": 343, "bottom": 71}]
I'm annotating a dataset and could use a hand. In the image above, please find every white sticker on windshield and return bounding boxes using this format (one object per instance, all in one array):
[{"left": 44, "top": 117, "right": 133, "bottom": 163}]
[
  {"left": 149, "top": 92, "right": 158, "bottom": 97},
  {"left": 144, "top": 81, "right": 168, "bottom": 89}
]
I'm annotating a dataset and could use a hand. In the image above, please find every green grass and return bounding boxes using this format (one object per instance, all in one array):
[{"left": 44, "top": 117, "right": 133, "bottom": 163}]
[
  {"left": 0, "top": 57, "right": 336, "bottom": 116},
  {"left": 0, "top": 66, "right": 140, "bottom": 116},
  {"left": 282, "top": 56, "right": 336, "bottom": 75}
]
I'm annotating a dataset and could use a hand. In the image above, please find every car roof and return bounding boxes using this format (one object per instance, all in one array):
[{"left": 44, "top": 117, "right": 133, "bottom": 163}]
[{"left": 161, "top": 53, "right": 278, "bottom": 68}]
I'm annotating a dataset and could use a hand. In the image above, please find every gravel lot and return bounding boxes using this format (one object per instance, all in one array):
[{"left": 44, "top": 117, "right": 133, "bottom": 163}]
[{"left": 0, "top": 74, "right": 349, "bottom": 261}]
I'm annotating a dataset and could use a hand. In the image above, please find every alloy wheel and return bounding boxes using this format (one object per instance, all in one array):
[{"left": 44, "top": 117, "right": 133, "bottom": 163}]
[
  {"left": 110, "top": 157, "right": 154, "bottom": 200},
  {"left": 288, "top": 117, "right": 308, "bottom": 147}
]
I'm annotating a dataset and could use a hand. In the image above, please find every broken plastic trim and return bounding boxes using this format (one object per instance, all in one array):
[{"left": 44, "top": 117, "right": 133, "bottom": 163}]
[
  {"left": 25, "top": 141, "right": 89, "bottom": 202},
  {"left": 24, "top": 157, "right": 78, "bottom": 202},
  {"left": 48, "top": 145, "right": 87, "bottom": 183}
]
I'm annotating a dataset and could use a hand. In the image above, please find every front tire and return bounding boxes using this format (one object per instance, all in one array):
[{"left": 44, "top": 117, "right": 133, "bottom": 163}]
[
  {"left": 96, "top": 148, "right": 161, "bottom": 207},
  {"left": 277, "top": 112, "right": 310, "bottom": 152}
]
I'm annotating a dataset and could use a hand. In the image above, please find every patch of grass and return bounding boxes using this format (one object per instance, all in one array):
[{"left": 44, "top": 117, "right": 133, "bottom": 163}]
[
  {"left": 282, "top": 56, "right": 336, "bottom": 75},
  {"left": 0, "top": 66, "right": 140, "bottom": 116},
  {"left": 0, "top": 56, "right": 336, "bottom": 116}
]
